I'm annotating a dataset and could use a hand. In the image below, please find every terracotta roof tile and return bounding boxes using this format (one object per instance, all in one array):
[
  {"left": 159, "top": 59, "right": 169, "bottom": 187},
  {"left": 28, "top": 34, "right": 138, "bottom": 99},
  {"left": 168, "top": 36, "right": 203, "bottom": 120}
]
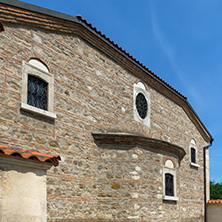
[
  {"left": 76, "top": 15, "right": 187, "bottom": 100},
  {"left": 208, "top": 200, "right": 222, "bottom": 204},
  {"left": 0, "top": 144, "right": 61, "bottom": 166}
]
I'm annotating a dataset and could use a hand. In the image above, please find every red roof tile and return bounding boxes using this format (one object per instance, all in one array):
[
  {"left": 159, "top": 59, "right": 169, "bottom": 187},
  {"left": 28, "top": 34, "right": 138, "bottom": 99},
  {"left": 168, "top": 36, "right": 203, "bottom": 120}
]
[
  {"left": 76, "top": 15, "right": 187, "bottom": 100},
  {"left": 208, "top": 200, "right": 222, "bottom": 204},
  {"left": 0, "top": 144, "right": 61, "bottom": 166}
]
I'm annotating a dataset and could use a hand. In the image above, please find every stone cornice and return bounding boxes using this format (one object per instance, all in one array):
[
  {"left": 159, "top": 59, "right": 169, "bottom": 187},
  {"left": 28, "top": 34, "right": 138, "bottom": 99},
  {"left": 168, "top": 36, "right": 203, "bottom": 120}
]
[
  {"left": 0, "top": 0, "right": 213, "bottom": 142},
  {"left": 92, "top": 133, "right": 186, "bottom": 161}
]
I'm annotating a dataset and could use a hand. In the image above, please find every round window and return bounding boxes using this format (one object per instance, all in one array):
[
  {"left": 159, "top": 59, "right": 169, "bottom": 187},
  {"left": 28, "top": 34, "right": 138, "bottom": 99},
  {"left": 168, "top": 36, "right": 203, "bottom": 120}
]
[{"left": 135, "top": 92, "right": 148, "bottom": 119}]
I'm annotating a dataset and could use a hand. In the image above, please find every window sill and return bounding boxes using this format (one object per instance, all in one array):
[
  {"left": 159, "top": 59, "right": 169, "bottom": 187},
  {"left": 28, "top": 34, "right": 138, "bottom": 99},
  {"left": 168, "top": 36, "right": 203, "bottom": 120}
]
[
  {"left": 163, "top": 196, "right": 179, "bottom": 201},
  {"left": 190, "top": 162, "right": 200, "bottom": 168},
  {"left": 21, "top": 103, "right": 56, "bottom": 119}
]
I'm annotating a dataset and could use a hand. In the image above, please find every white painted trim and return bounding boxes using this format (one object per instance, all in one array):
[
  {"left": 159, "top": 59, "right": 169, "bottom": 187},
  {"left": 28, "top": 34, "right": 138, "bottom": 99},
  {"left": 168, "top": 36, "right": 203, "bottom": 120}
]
[
  {"left": 21, "top": 103, "right": 56, "bottom": 119},
  {"left": 163, "top": 196, "right": 179, "bottom": 201},
  {"left": 189, "top": 139, "right": 199, "bottom": 167},
  {"left": 29, "top": 59, "right": 49, "bottom": 73},
  {"left": 21, "top": 61, "right": 55, "bottom": 113},
  {"left": 163, "top": 165, "right": 177, "bottom": 199},
  {"left": 190, "top": 162, "right": 200, "bottom": 168},
  {"left": 133, "top": 82, "right": 151, "bottom": 127}
]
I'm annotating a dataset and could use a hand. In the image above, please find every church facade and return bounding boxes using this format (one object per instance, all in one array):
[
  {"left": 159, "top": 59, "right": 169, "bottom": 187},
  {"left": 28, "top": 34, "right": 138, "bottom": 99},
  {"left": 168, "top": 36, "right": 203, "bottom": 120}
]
[{"left": 0, "top": 0, "right": 213, "bottom": 221}]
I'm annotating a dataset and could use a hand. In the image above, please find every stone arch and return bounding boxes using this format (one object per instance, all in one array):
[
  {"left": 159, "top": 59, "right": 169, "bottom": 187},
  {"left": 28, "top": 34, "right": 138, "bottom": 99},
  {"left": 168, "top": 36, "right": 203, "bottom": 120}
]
[
  {"left": 28, "top": 58, "right": 49, "bottom": 73},
  {"left": 21, "top": 51, "right": 54, "bottom": 74}
]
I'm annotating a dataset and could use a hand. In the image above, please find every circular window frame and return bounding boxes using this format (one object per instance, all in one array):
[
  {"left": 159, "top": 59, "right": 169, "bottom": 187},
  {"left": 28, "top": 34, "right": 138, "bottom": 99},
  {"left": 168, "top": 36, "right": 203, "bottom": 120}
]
[
  {"left": 133, "top": 82, "right": 150, "bottom": 127},
  {"left": 135, "top": 92, "right": 148, "bottom": 119}
]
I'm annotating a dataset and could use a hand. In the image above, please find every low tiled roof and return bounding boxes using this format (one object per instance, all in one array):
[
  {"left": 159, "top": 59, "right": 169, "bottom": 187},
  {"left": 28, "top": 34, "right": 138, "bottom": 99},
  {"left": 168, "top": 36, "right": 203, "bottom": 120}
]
[
  {"left": 0, "top": 144, "right": 61, "bottom": 166},
  {"left": 208, "top": 200, "right": 222, "bottom": 204}
]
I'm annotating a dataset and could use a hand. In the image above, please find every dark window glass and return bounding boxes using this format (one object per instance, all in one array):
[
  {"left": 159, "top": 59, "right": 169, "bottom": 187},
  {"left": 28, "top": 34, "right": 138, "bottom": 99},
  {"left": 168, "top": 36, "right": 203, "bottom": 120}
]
[
  {"left": 191, "top": 148, "right": 196, "bottom": 163},
  {"left": 136, "top": 92, "right": 148, "bottom": 119},
  {"left": 28, "top": 75, "right": 48, "bottom": 110},
  {"left": 165, "top": 173, "right": 174, "bottom": 196}
]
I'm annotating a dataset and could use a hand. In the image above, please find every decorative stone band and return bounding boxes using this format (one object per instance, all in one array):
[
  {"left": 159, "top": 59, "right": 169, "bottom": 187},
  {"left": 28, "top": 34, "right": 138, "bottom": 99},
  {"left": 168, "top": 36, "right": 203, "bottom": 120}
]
[
  {"left": 92, "top": 133, "right": 186, "bottom": 161},
  {"left": 0, "top": 144, "right": 61, "bottom": 166}
]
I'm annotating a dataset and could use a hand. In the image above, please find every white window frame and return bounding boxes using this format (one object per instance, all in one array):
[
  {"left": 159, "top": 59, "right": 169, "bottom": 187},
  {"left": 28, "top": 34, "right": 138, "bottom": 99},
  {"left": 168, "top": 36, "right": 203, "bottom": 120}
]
[
  {"left": 189, "top": 139, "right": 200, "bottom": 168},
  {"left": 133, "top": 82, "right": 150, "bottom": 127},
  {"left": 163, "top": 160, "right": 179, "bottom": 201},
  {"left": 21, "top": 61, "right": 56, "bottom": 119}
]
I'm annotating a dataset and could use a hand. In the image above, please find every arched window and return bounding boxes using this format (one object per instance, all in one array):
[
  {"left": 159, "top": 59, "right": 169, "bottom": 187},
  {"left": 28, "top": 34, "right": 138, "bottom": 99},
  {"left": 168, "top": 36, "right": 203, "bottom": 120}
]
[
  {"left": 21, "top": 59, "right": 56, "bottom": 119},
  {"left": 190, "top": 139, "right": 199, "bottom": 168},
  {"left": 163, "top": 159, "right": 178, "bottom": 201},
  {"left": 191, "top": 147, "right": 196, "bottom": 164}
]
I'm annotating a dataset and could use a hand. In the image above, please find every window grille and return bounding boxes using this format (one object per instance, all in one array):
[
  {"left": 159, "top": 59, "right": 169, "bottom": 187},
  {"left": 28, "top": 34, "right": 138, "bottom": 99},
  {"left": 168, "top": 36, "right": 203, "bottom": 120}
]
[
  {"left": 28, "top": 75, "right": 48, "bottom": 110},
  {"left": 136, "top": 92, "right": 148, "bottom": 119},
  {"left": 165, "top": 173, "right": 174, "bottom": 196},
  {"left": 191, "top": 147, "right": 196, "bottom": 163}
]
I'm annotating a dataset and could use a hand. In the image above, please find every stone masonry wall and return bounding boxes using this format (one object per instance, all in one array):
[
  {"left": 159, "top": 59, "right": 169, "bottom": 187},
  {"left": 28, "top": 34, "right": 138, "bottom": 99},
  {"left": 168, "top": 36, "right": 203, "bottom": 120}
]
[{"left": 0, "top": 15, "right": 208, "bottom": 222}]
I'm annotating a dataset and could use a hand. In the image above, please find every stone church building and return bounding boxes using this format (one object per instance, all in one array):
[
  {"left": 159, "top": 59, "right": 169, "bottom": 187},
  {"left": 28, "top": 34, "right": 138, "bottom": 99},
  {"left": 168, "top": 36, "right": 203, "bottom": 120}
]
[{"left": 0, "top": 0, "right": 213, "bottom": 221}]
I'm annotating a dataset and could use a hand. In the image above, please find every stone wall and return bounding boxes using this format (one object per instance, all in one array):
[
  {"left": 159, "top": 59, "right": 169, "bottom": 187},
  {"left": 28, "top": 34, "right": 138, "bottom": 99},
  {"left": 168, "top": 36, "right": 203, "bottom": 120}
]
[{"left": 0, "top": 4, "right": 209, "bottom": 221}]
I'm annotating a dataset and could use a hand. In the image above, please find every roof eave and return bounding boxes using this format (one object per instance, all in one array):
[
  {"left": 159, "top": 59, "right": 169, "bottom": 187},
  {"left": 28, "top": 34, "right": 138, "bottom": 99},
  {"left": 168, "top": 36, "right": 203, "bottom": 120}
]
[{"left": 0, "top": 0, "right": 213, "bottom": 143}]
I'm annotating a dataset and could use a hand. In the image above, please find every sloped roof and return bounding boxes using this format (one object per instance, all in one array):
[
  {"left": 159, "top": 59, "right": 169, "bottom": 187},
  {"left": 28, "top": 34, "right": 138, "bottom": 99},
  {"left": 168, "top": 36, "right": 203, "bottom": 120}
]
[
  {"left": 0, "top": 0, "right": 213, "bottom": 143},
  {"left": 0, "top": 0, "right": 186, "bottom": 99},
  {"left": 0, "top": 144, "right": 61, "bottom": 166},
  {"left": 75, "top": 15, "right": 187, "bottom": 100},
  {"left": 208, "top": 200, "right": 222, "bottom": 204}
]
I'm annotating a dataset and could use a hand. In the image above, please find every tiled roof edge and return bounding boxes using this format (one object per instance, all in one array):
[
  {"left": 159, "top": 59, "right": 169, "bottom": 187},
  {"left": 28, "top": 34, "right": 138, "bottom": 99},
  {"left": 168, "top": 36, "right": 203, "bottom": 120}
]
[
  {"left": 0, "top": 0, "right": 213, "bottom": 142},
  {"left": 208, "top": 200, "right": 222, "bottom": 204},
  {"left": 0, "top": 0, "right": 186, "bottom": 100},
  {"left": 186, "top": 101, "right": 213, "bottom": 143},
  {"left": 0, "top": 0, "right": 79, "bottom": 23},
  {"left": 75, "top": 15, "right": 187, "bottom": 100},
  {"left": 0, "top": 144, "right": 61, "bottom": 166}
]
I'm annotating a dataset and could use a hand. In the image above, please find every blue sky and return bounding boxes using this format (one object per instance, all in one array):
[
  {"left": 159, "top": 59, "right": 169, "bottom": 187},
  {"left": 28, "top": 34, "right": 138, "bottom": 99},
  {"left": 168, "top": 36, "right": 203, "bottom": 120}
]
[{"left": 21, "top": 0, "right": 222, "bottom": 182}]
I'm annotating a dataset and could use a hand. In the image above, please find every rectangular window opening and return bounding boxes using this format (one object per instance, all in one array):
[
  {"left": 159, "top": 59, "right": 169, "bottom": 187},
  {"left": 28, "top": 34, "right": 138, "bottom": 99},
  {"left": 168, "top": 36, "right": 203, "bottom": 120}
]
[
  {"left": 191, "top": 148, "right": 196, "bottom": 163},
  {"left": 28, "top": 75, "right": 48, "bottom": 110},
  {"left": 165, "top": 173, "right": 174, "bottom": 196}
]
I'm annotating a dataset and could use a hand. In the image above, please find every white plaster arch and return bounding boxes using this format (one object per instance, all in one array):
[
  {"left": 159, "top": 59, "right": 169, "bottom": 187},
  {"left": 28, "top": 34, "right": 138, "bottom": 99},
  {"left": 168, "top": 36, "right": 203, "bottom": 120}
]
[{"left": 29, "top": 59, "right": 49, "bottom": 73}]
